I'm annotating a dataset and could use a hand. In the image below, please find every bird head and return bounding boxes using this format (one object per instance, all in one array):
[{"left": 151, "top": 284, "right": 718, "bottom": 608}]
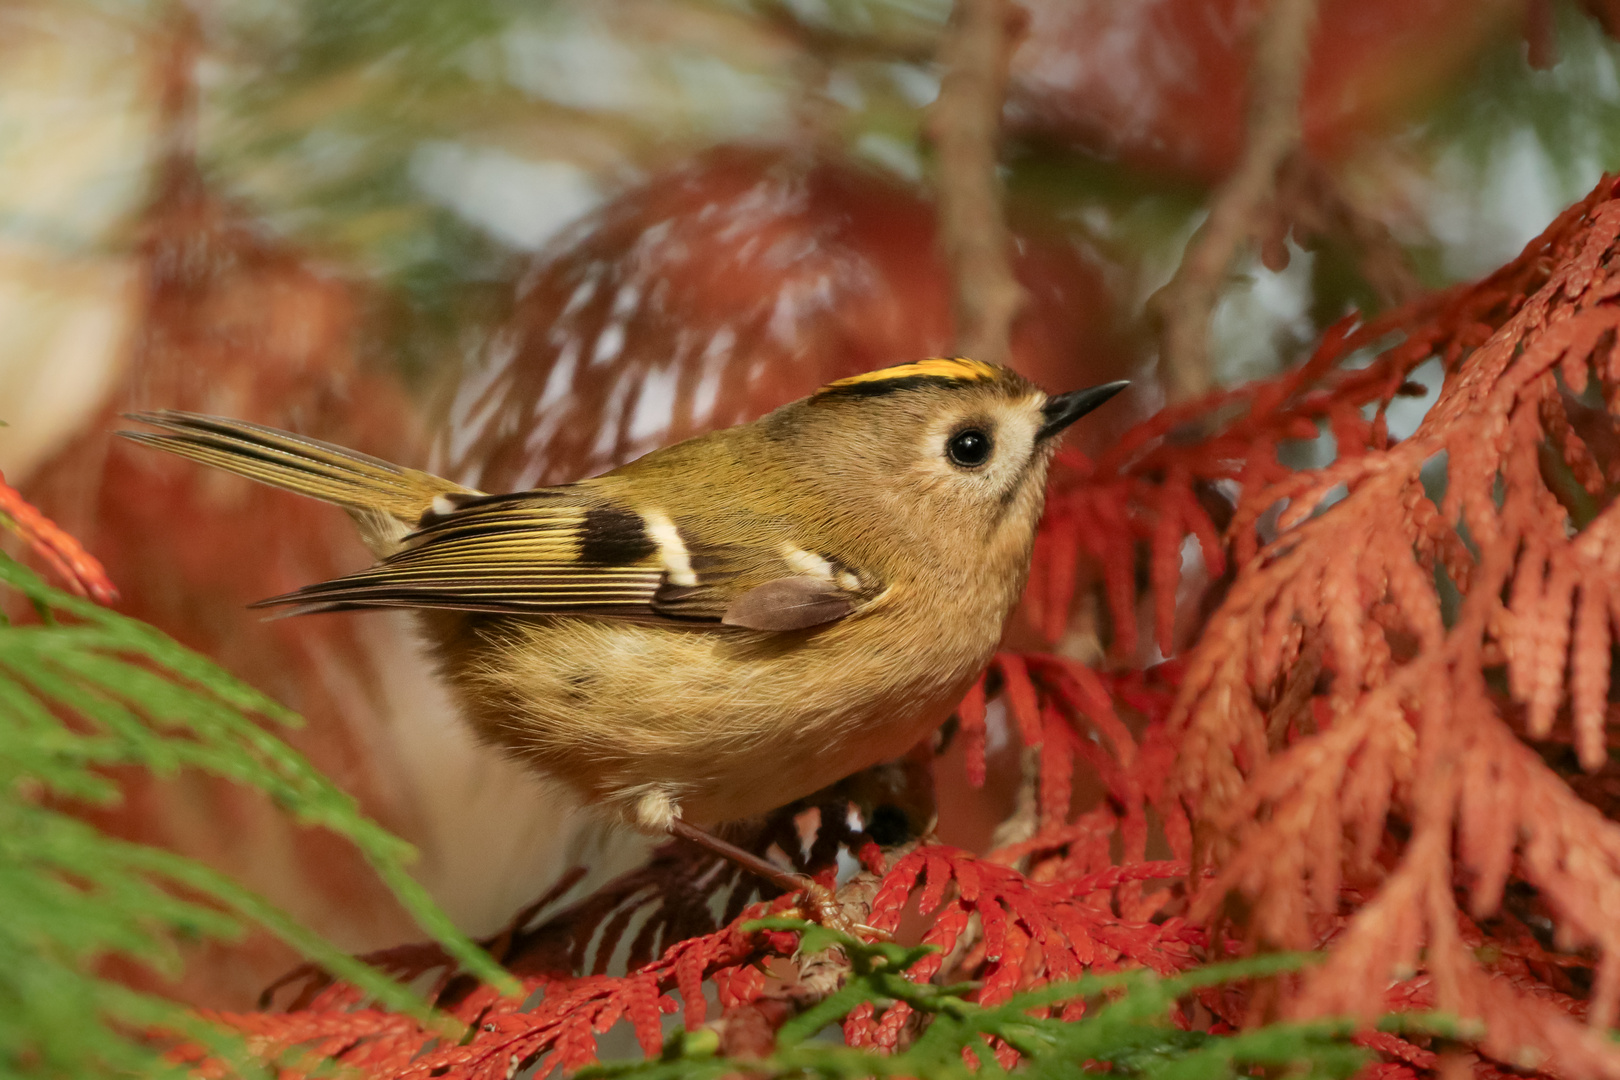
[{"left": 771, "top": 358, "right": 1127, "bottom": 546}]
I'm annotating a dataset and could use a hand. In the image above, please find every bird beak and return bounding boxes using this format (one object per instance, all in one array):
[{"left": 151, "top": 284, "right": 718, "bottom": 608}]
[{"left": 1037, "top": 381, "right": 1129, "bottom": 442}]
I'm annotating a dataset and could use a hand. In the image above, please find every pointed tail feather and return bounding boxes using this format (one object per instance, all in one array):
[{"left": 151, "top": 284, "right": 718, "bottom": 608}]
[{"left": 118, "top": 410, "right": 476, "bottom": 539}]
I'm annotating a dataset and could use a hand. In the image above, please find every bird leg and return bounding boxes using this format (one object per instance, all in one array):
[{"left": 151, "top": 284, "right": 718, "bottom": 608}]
[{"left": 666, "top": 817, "right": 860, "bottom": 937}]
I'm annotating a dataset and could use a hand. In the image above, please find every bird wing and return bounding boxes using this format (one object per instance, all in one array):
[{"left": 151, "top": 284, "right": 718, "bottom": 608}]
[{"left": 254, "top": 489, "right": 871, "bottom": 630}]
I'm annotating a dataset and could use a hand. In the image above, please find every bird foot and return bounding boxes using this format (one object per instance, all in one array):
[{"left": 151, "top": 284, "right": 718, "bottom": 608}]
[
  {"left": 664, "top": 818, "right": 891, "bottom": 942},
  {"left": 787, "top": 878, "right": 891, "bottom": 943}
]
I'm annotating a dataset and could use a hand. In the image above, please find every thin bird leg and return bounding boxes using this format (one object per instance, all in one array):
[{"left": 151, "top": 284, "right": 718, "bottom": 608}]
[{"left": 666, "top": 818, "right": 858, "bottom": 937}]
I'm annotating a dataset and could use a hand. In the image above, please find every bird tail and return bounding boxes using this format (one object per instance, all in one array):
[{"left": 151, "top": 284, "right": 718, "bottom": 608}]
[{"left": 118, "top": 411, "right": 475, "bottom": 552}]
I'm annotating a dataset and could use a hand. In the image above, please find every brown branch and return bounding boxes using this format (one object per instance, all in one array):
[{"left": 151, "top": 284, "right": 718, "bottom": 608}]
[
  {"left": 1148, "top": 0, "right": 1319, "bottom": 402},
  {"left": 928, "top": 0, "right": 1026, "bottom": 367},
  {"left": 1526, "top": 0, "right": 1559, "bottom": 70},
  {"left": 151, "top": 5, "right": 202, "bottom": 196},
  {"left": 989, "top": 745, "right": 1041, "bottom": 853}
]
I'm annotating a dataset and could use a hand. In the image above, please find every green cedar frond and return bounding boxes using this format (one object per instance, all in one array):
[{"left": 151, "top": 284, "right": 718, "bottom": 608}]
[
  {"left": 0, "top": 551, "right": 517, "bottom": 1079},
  {"left": 579, "top": 919, "right": 1441, "bottom": 1080}
]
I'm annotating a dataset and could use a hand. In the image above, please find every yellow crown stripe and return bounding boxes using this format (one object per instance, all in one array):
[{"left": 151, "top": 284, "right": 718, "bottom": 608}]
[{"left": 821, "top": 357, "right": 1000, "bottom": 391}]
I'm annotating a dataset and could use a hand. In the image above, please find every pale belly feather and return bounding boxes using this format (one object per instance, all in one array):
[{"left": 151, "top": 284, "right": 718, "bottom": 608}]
[{"left": 428, "top": 604, "right": 998, "bottom": 829}]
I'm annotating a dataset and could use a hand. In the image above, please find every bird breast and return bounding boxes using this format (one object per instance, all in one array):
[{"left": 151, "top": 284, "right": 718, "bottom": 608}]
[{"left": 425, "top": 578, "right": 1008, "bottom": 828}]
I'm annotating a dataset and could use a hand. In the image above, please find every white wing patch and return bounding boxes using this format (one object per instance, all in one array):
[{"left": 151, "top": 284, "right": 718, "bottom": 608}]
[
  {"left": 779, "top": 544, "right": 836, "bottom": 581},
  {"left": 644, "top": 510, "right": 697, "bottom": 586}
]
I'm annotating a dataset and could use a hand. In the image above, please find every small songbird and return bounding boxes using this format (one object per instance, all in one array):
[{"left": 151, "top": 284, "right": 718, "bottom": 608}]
[{"left": 122, "top": 359, "right": 1124, "bottom": 901}]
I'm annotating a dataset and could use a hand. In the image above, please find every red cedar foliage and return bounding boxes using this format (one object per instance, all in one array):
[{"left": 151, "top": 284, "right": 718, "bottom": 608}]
[
  {"left": 0, "top": 473, "right": 117, "bottom": 604},
  {"left": 193, "top": 177, "right": 1620, "bottom": 1077},
  {"left": 190, "top": 656, "right": 1209, "bottom": 1075},
  {"left": 1171, "top": 177, "right": 1620, "bottom": 1074}
]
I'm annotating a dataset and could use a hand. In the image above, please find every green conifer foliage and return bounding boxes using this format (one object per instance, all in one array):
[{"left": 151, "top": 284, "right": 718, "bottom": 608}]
[{"left": 0, "top": 552, "right": 515, "bottom": 1079}]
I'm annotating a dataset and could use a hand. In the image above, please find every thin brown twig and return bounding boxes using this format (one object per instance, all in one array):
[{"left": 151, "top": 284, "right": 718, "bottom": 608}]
[
  {"left": 928, "top": 0, "right": 1026, "bottom": 367},
  {"left": 1148, "top": 0, "right": 1319, "bottom": 402}
]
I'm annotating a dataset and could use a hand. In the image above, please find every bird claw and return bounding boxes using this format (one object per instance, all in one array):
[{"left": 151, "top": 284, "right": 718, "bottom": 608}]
[{"left": 786, "top": 879, "right": 892, "bottom": 943}]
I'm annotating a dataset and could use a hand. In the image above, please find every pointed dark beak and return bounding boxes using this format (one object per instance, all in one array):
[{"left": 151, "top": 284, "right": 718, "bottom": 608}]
[{"left": 1037, "top": 380, "right": 1129, "bottom": 442}]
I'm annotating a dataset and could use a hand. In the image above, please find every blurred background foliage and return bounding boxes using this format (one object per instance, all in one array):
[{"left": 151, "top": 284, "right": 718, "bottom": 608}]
[
  {"left": 4, "top": 0, "right": 1620, "bottom": 1018},
  {"left": 9, "top": 0, "right": 1620, "bottom": 435}
]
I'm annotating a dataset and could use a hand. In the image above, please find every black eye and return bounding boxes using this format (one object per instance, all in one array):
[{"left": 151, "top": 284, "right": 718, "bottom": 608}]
[{"left": 946, "top": 428, "right": 993, "bottom": 468}]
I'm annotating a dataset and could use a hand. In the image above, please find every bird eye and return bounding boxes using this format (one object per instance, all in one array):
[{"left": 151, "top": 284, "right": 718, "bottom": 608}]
[{"left": 946, "top": 428, "right": 993, "bottom": 468}]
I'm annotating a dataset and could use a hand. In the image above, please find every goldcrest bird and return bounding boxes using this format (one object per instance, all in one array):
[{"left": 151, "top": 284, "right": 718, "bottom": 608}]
[{"left": 122, "top": 359, "right": 1124, "bottom": 894}]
